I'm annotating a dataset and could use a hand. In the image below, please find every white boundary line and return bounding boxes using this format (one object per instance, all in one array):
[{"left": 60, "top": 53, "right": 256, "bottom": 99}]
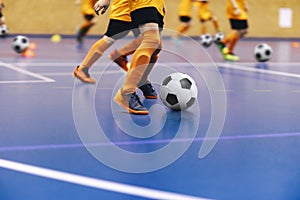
[
  {"left": 219, "top": 63, "right": 300, "bottom": 79},
  {"left": 9, "top": 62, "right": 300, "bottom": 67},
  {"left": 0, "top": 158, "right": 211, "bottom": 200},
  {"left": 3, "top": 61, "right": 300, "bottom": 80},
  {"left": 163, "top": 62, "right": 300, "bottom": 79},
  {"left": 0, "top": 61, "right": 55, "bottom": 83}
]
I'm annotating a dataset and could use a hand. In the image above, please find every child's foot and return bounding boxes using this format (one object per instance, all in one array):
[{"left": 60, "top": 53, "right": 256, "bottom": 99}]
[
  {"left": 224, "top": 53, "right": 240, "bottom": 62},
  {"left": 73, "top": 66, "right": 96, "bottom": 84},
  {"left": 114, "top": 89, "right": 149, "bottom": 115}
]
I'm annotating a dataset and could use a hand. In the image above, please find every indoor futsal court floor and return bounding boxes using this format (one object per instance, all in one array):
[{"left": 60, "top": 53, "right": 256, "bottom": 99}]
[{"left": 1, "top": 34, "right": 300, "bottom": 200}]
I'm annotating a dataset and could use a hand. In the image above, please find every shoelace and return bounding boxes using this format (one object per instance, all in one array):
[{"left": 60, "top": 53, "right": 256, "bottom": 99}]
[{"left": 130, "top": 93, "right": 143, "bottom": 107}]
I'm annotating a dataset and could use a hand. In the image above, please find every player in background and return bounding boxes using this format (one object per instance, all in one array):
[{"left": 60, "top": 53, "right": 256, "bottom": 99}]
[
  {"left": 196, "top": 0, "right": 220, "bottom": 35},
  {"left": 173, "top": 0, "right": 220, "bottom": 42},
  {"left": 74, "top": 0, "right": 142, "bottom": 83},
  {"left": 74, "top": 0, "right": 161, "bottom": 115},
  {"left": 217, "top": 0, "right": 248, "bottom": 61},
  {"left": 75, "top": 0, "right": 98, "bottom": 44},
  {"left": 0, "top": 1, "right": 6, "bottom": 26},
  {"left": 94, "top": 0, "right": 164, "bottom": 115}
]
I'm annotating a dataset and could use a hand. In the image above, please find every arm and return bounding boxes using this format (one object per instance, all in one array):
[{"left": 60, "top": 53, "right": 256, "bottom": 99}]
[
  {"left": 244, "top": 0, "right": 248, "bottom": 12},
  {"left": 230, "top": 0, "right": 241, "bottom": 16}
]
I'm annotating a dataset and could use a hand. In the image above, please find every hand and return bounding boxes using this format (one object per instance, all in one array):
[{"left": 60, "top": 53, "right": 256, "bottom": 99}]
[{"left": 94, "top": 0, "right": 111, "bottom": 15}]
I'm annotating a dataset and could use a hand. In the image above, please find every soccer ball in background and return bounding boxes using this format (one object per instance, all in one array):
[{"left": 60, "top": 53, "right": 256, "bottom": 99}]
[
  {"left": 160, "top": 72, "right": 198, "bottom": 111},
  {"left": 254, "top": 43, "right": 272, "bottom": 62},
  {"left": 0, "top": 24, "right": 8, "bottom": 37},
  {"left": 12, "top": 35, "right": 30, "bottom": 53},
  {"left": 213, "top": 32, "right": 224, "bottom": 44},
  {"left": 200, "top": 34, "right": 213, "bottom": 48}
]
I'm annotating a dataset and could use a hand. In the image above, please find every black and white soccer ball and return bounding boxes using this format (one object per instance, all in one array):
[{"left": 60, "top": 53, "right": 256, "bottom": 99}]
[
  {"left": 0, "top": 24, "right": 8, "bottom": 37},
  {"left": 12, "top": 35, "right": 30, "bottom": 53},
  {"left": 160, "top": 72, "right": 198, "bottom": 111},
  {"left": 200, "top": 34, "right": 213, "bottom": 48},
  {"left": 254, "top": 43, "right": 272, "bottom": 62},
  {"left": 213, "top": 32, "right": 224, "bottom": 43}
]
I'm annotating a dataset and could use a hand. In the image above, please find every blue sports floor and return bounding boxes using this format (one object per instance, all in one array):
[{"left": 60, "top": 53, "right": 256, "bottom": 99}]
[{"left": 1, "top": 35, "right": 300, "bottom": 200}]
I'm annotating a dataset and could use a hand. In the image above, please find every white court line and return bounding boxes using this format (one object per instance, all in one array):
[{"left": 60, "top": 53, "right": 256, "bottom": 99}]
[
  {"left": 0, "top": 158, "right": 211, "bottom": 200},
  {"left": 5, "top": 61, "right": 300, "bottom": 79},
  {"left": 10, "top": 62, "right": 300, "bottom": 67},
  {"left": 219, "top": 63, "right": 300, "bottom": 79},
  {"left": 0, "top": 61, "right": 55, "bottom": 84}
]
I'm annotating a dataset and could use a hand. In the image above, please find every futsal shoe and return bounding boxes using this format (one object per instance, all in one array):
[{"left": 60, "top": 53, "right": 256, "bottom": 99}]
[
  {"left": 73, "top": 66, "right": 96, "bottom": 84},
  {"left": 109, "top": 50, "right": 129, "bottom": 71},
  {"left": 217, "top": 42, "right": 227, "bottom": 55},
  {"left": 138, "top": 83, "right": 158, "bottom": 99},
  {"left": 224, "top": 53, "right": 240, "bottom": 62},
  {"left": 114, "top": 89, "right": 149, "bottom": 115}
]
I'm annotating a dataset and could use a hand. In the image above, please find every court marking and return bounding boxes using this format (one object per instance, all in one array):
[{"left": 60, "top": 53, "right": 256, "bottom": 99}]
[
  {"left": 1, "top": 132, "right": 299, "bottom": 152},
  {"left": 0, "top": 158, "right": 211, "bottom": 200},
  {"left": 0, "top": 61, "right": 55, "bottom": 84},
  {"left": 23, "top": 61, "right": 300, "bottom": 80},
  {"left": 218, "top": 63, "right": 300, "bottom": 79},
  {"left": 41, "top": 71, "right": 123, "bottom": 76},
  {"left": 9, "top": 62, "right": 300, "bottom": 67}
]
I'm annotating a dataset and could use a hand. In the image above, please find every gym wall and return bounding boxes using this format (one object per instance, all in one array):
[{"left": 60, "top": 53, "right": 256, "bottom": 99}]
[{"left": 3, "top": 0, "right": 299, "bottom": 38}]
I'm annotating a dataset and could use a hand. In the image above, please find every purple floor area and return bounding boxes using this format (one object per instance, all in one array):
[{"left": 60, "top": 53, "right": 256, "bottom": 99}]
[{"left": 1, "top": 35, "right": 300, "bottom": 200}]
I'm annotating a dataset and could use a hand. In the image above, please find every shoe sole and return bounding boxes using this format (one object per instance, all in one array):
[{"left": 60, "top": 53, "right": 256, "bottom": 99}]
[{"left": 144, "top": 95, "right": 158, "bottom": 99}]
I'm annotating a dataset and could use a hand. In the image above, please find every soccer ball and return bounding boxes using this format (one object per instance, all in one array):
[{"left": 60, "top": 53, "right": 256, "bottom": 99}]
[
  {"left": 214, "top": 32, "right": 224, "bottom": 43},
  {"left": 12, "top": 35, "right": 30, "bottom": 54},
  {"left": 200, "top": 34, "right": 213, "bottom": 48},
  {"left": 254, "top": 43, "right": 272, "bottom": 62},
  {"left": 160, "top": 72, "right": 198, "bottom": 111},
  {"left": 0, "top": 24, "right": 8, "bottom": 37}
]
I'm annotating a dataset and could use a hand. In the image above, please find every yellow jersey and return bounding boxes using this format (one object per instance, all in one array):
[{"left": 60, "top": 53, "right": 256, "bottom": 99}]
[
  {"left": 226, "top": 0, "right": 247, "bottom": 20},
  {"left": 178, "top": 0, "right": 193, "bottom": 17},
  {"left": 197, "top": 1, "right": 212, "bottom": 21},
  {"left": 110, "top": 0, "right": 131, "bottom": 22}
]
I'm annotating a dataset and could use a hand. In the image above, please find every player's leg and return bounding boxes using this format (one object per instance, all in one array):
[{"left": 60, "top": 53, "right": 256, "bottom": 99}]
[
  {"left": 175, "top": 17, "right": 191, "bottom": 39},
  {"left": 74, "top": 19, "right": 131, "bottom": 83},
  {"left": 223, "top": 19, "right": 248, "bottom": 61},
  {"left": 76, "top": 14, "right": 96, "bottom": 44},
  {"left": 0, "top": 15, "right": 5, "bottom": 26},
  {"left": 137, "top": 44, "right": 161, "bottom": 99},
  {"left": 200, "top": 19, "right": 208, "bottom": 35},
  {"left": 74, "top": 36, "right": 114, "bottom": 83},
  {"left": 211, "top": 15, "right": 221, "bottom": 33},
  {"left": 174, "top": 0, "right": 192, "bottom": 40},
  {"left": 109, "top": 36, "right": 142, "bottom": 71},
  {"left": 114, "top": 6, "right": 164, "bottom": 114}
]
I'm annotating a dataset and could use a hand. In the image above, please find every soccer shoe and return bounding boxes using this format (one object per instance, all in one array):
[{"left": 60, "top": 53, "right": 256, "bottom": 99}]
[
  {"left": 73, "top": 66, "right": 96, "bottom": 84},
  {"left": 222, "top": 47, "right": 230, "bottom": 55},
  {"left": 109, "top": 50, "right": 129, "bottom": 71},
  {"left": 114, "top": 90, "right": 149, "bottom": 115},
  {"left": 138, "top": 83, "right": 158, "bottom": 99},
  {"left": 217, "top": 42, "right": 227, "bottom": 55},
  {"left": 223, "top": 53, "right": 240, "bottom": 62}
]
